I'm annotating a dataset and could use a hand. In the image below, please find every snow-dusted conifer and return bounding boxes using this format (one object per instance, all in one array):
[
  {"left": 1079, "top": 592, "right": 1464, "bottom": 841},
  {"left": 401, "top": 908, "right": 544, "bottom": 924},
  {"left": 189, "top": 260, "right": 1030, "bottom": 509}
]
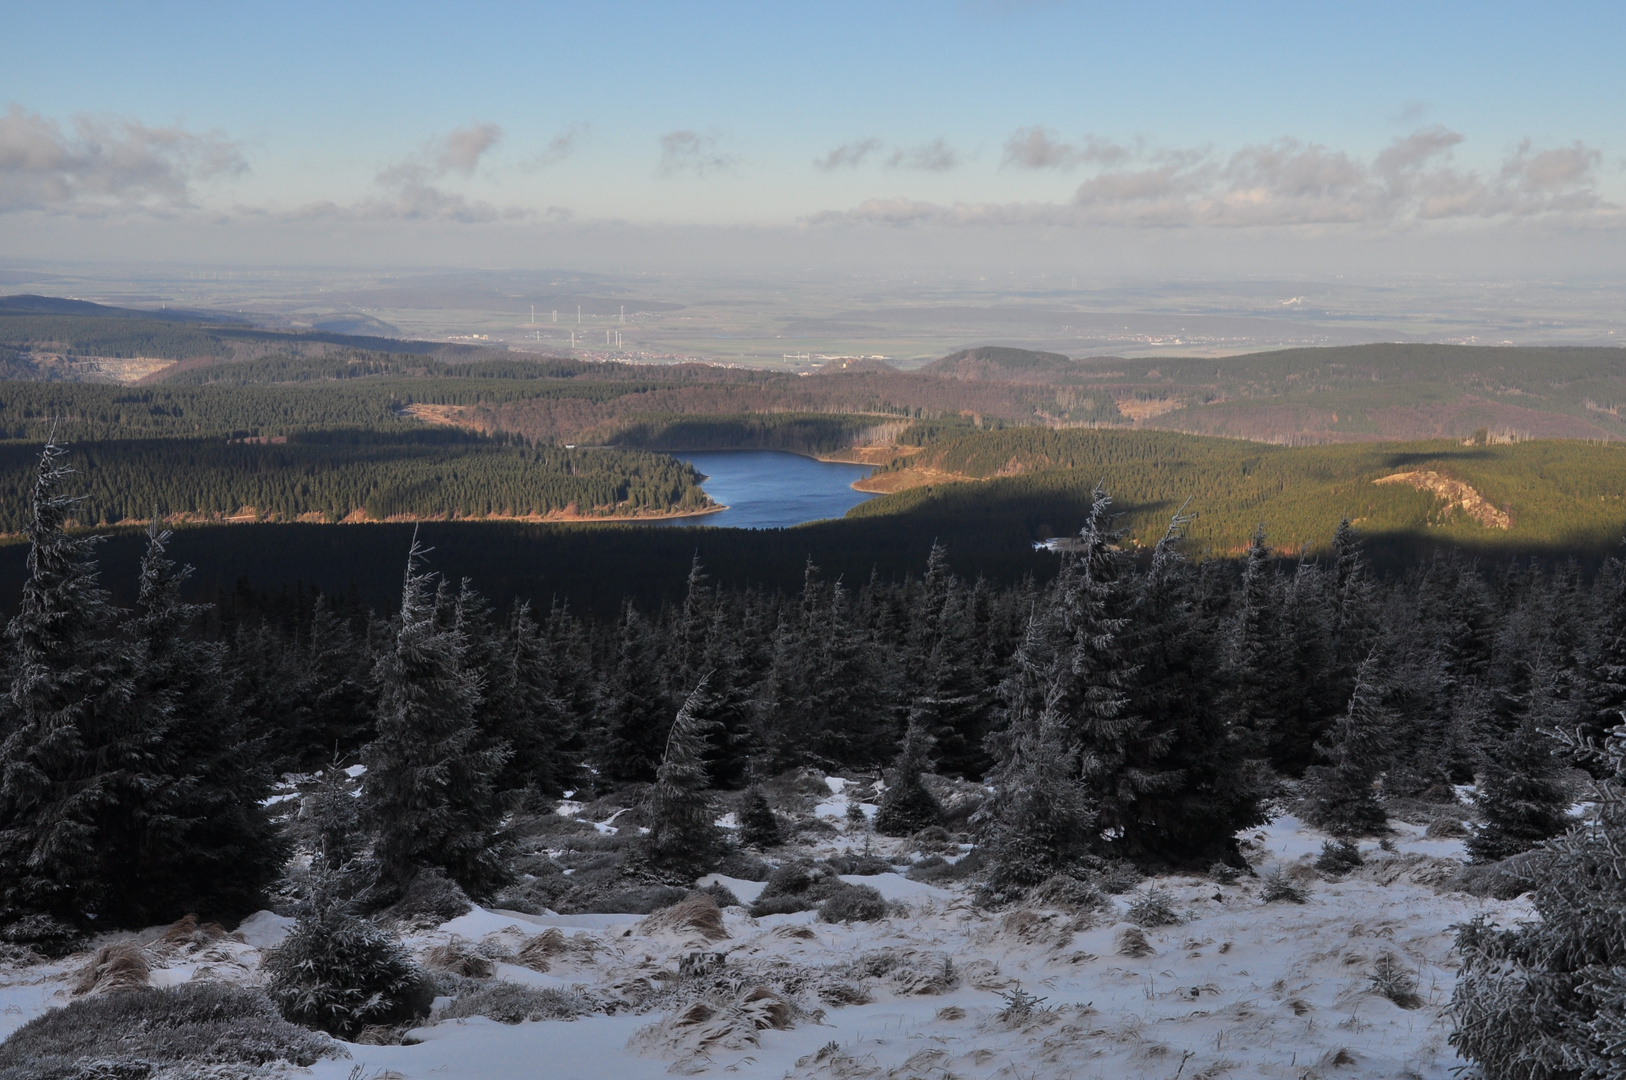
[
  {"left": 874, "top": 717, "right": 944, "bottom": 837},
  {"left": 1118, "top": 506, "right": 1272, "bottom": 864},
  {"left": 643, "top": 672, "right": 725, "bottom": 880},
  {"left": 1466, "top": 655, "right": 1575, "bottom": 863},
  {"left": 738, "top": 786, "right": 781, "bottom": 849},
  {"left": 109, "top": 523, "right": 283, "bottom": 924},
  {"left": 1450, "top": 716, "right": 1626, "bottom": 1078},
  {"left": 361, "top": 534, "right": 511, "bottom": 900},
  {"left": 0, "top": 440, "right": 136, "bottom": 943},
  {"left": 1301, "top": 653, "right": 1395, "bottom": 836},
  {"left": 599, "top": 600, "right": 668, "bottom": 782},
  {"left": 978, "top": 607, "right": 1095, "bottom": 898}
]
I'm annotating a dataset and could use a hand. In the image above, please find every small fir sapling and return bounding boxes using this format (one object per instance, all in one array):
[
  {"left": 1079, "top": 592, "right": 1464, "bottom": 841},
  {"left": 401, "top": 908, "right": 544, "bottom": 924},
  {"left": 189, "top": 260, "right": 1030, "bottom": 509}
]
[
  {"left": 874, "top": 718, "right": 945, "bottom": 837},
  {"left": 263, "top": 899, "right": 433, "bottom": 1038},
  {"left": 1259, "top": 866, "right": 1309, "bottom": 904},
  {"left": 738, "top": 787, "right": 782, "bottom": 849},
  {"left": 1314, "top": 838, "right": 1364, "bottom": 876}
]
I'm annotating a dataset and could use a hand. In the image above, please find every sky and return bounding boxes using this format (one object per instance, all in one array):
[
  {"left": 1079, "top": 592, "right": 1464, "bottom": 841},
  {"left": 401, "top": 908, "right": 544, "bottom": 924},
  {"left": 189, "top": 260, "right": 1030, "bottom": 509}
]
[{"left": 2, "top": 1, "right": 1623, "bottom": 277}]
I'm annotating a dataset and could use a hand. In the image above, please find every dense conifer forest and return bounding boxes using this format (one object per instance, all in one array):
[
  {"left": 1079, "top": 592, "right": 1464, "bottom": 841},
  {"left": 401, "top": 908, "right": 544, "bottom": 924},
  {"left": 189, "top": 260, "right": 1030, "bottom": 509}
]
[{"left": 3, "top": 440, "right": 1621, "bottom": 934}]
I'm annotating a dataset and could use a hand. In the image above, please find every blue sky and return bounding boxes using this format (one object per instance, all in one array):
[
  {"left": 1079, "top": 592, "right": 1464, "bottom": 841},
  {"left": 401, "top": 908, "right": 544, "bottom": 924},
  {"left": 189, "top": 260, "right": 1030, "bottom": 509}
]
[{"left": 2, "top": 1, "right": 1622, "bottom": 271}]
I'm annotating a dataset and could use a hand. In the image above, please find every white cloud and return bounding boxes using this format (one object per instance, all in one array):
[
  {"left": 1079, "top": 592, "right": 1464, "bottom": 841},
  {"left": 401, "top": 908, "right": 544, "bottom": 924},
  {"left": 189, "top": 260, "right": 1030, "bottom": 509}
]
[
  {"left": 1001, "top": 127, "right": 1129, "bottom": 170},
  {"left": 886, "top": 138, "right": 961, "bottom": 172},
  {"left": 524, "top": 124, "right": 588, "bottom": 170},
  {"left": 816, "top": 129, "right": 1617, "bottom": 229},
  {"left": 814, "top": 138, "right": 882, "bottom": 170},
  {"left": 0, "top": 104, "right": 246, "bottom": 215},
  {"left": 658, "top": 130, "right": 737, "bottom": 177}
]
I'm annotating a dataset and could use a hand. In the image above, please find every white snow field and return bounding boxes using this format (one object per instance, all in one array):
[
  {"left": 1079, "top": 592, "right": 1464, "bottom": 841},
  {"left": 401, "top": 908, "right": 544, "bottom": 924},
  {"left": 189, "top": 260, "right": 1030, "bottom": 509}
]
[{"left": 0, "top": 794, "right": 1527, "bottom": 1080}]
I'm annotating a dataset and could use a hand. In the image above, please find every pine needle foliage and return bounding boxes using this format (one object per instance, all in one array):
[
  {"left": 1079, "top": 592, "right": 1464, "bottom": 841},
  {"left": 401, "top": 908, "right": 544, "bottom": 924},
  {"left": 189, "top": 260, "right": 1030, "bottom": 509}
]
[
  {"left": 0, "top": 439, "right": 137, "bottom": 941},
  {"left": 874, "top": 718, "right": 945, "bottom": 837},
  {"left": 1450, "top": 720, "right": 1626, "bottom": 1079},
  {"left": 361, "top": 534, "right": 512, "bottom": 901},
  {"left": 643, "top": 672, "right": 726, "bottom": 881},
  {"left": 1302, "top": 654, "right": 1396, "bottom": 837},
  {"left": 263, "top": 900, "right": 433, "bottom": 1038},
  {"left": 738, "top": 787, "right": 782, "bottom": 849}
]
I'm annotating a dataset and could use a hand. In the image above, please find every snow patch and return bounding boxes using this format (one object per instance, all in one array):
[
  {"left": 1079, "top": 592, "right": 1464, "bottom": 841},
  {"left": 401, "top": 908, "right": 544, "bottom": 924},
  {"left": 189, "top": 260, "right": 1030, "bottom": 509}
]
[
  {"left": 696, "top": 874, "right": 767, "bottom": 904},
  {"left": 233, "top": 909, "right": 295, "bottom": 949}
]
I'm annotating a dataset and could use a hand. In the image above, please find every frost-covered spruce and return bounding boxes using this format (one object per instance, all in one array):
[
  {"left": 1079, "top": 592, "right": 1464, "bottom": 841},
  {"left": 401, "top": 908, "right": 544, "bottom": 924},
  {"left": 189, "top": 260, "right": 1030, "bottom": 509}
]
[
  {"left": 978, "top": 608, "right": 1096, "bottom": 899},
  {"left": 264, "top": 899, "right": 433, "bottom": 1038},
  {"left": 738, "top": 786, "right": 782, "bottom": 849},
  {"left": 361, "top": 534, "right": 512, "bottom": 901},
  {"left": 1466, "top": 669, "right": 1575, "bottom": 864},
  {"left": 1302, "top": 654, "right": 1395, "bottom": 837},
  {"left": 0, "top": 441, "right": 140, "bottom": 945},
  {"left": 1450, "top": 719, "right": 1626, "bottom": 1079},
  {"left": 642, "top": 672, "right": 725, "bottom": 880},
  {"left": 874, "top": 717, "right": 945, "bottom": 837}
]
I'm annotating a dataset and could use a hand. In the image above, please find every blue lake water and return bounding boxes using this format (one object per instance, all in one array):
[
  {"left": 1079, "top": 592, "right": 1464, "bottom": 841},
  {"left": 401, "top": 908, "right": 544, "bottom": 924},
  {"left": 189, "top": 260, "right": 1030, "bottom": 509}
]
[{"left": 659, "top": 450, "right": 878, "bottom": 529}]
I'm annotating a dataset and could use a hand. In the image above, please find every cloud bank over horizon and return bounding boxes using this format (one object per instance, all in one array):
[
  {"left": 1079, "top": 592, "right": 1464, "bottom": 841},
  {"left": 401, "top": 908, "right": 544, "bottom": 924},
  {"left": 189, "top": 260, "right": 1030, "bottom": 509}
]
[
  {"left": 2, "top": 106, "right": 1614, "bottom": 239},
  {"left": 3, "top": 2, "right": 1622, "bottom": 277}
]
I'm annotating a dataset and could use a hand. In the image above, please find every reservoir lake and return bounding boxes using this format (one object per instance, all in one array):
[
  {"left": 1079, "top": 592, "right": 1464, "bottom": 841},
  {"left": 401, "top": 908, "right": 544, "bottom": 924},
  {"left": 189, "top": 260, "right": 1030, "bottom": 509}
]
[{"left": 658, "top": 450, "right": 878, "bottom": 529}]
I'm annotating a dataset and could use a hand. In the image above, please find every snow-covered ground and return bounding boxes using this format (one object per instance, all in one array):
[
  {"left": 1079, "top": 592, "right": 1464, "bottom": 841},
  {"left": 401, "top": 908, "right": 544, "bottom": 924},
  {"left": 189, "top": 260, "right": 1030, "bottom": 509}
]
[{"left": 0, "top": 787, "right": 1528, "bottom": 1080}]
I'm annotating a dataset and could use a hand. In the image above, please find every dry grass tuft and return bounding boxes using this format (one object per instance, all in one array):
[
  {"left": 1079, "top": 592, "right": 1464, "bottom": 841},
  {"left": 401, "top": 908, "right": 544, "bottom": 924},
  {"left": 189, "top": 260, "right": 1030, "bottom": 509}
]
[
  {"left": 1115, "top": 926, "right": 1155, "bottom": 958},
  {"left": 425, "top": 938, "right": 494, "bottom": 979},
  {"left": 638, "top": 892, "right": 730, "bottom": 943},
  {"left": 72, "top": 941, "right": 150, "bottom": 996}
]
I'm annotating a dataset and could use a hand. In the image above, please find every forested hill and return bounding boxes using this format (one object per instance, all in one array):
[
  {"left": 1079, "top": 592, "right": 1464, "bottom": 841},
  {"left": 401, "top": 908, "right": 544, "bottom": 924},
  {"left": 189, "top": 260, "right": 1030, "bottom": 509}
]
[
  {"left": 855, "top": 427, "right": 1626, "bottom": 558},
  {"left": 922, "top": 345, "right": 1079, "bottom": 383},
  {"left": 0, "top": 294, "right": 494, "bottom": 369}
]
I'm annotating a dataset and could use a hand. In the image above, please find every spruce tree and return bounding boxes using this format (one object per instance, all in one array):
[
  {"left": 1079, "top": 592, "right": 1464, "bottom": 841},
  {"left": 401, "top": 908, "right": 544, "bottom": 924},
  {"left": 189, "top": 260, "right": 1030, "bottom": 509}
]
[
  {"left": 643, "top": 673, "right": 724, "bottom": 881},
  {"left": 598, "top": 601, "right": 668, "bottom": 782},
  {"left": 1118, "top": 507, "right": 1271, "bottom": 864},
  {"left": 1302, "top": 653, "right": 1396, "bottom": 837},
  {"left": 1225, "top": 524, "right": 1290, "bottom": 765},
  {"left": 738, "top": 786, "right": 781, "bottom": 849},
  {"left": 106, "top": 524, "right": 284, "bottom": 925},
  {"left": 1579, "top": 544, "right": 1626, "bottom": 752},
  {"left": 0, "top": 440, "right": 138, "bottom": 942},
  {"left": 483, "top": 602, "right": 576, "bottom": 800},
  {"left": 874, "top": 717, "right": 944, "bottom": 837},
  {"left": 978, "top": 610, "right": 1096, "bottom": 897},
  {"left": 1450, "top": 718, "right": 1626, "bottom": 1077},
  {"left": 361, "top": 536, "right": 511, "bottom": 901},
  {"left": 1466, "top": 656, "right": 1575, "bottom": 863},
  {"left": 1048, "top": 487, "right": 1144, "bottom": 852}
]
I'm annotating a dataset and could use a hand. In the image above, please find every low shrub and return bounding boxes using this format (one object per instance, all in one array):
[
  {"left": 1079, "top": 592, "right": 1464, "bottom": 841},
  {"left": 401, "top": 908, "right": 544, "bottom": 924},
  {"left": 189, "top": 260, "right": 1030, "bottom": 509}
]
[
  {"left": 0, "top": 983, "right": 336, "bottom": 1076},
  {"left": 439, "top": 982, "right": 593, "bottom": 1024},
  {"left": 826, "top": 853, "right": 894, "bottom": 876},
  {"left": 385, "top": 867, "right": 473, "bottom": 926},
  {"left": 262, "top": 906, "right": 434, "bottom": 1038},
  {"left": 700, "top": 881, "right": 742, "bottom": 908},
  {"left": 1368, "top": 953, "right": 1422, "bottom": 1009},
  {"left": 1260, "top": 866, "right": 1310, "bottom": 904},
  {"left": 818, "top": 885, "right": 888, "bottom": 924},
  {"left": 908, "top": 847, "right": 986, "bottom": 884},
  {"left": 1125, "top": 887, "right": 1182, "bottom": 927},
  {"left": 1023, "top": 874, "right": 1108, "bottom": 913},
  {"left": 754, "top": 861, "right": 843, "bottom": 905},
  {"left": 1315, "top": 839, "right": 1365, "bottom": 876},
  {"left": 714, "top": 849, "right": 773, "bottom": 882},
  {"left": 749, "top": 894, "right": 818, "bottom": 917},
  {"left": 1208, "top": 862, "right": 1244, "bottom": 885}
]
